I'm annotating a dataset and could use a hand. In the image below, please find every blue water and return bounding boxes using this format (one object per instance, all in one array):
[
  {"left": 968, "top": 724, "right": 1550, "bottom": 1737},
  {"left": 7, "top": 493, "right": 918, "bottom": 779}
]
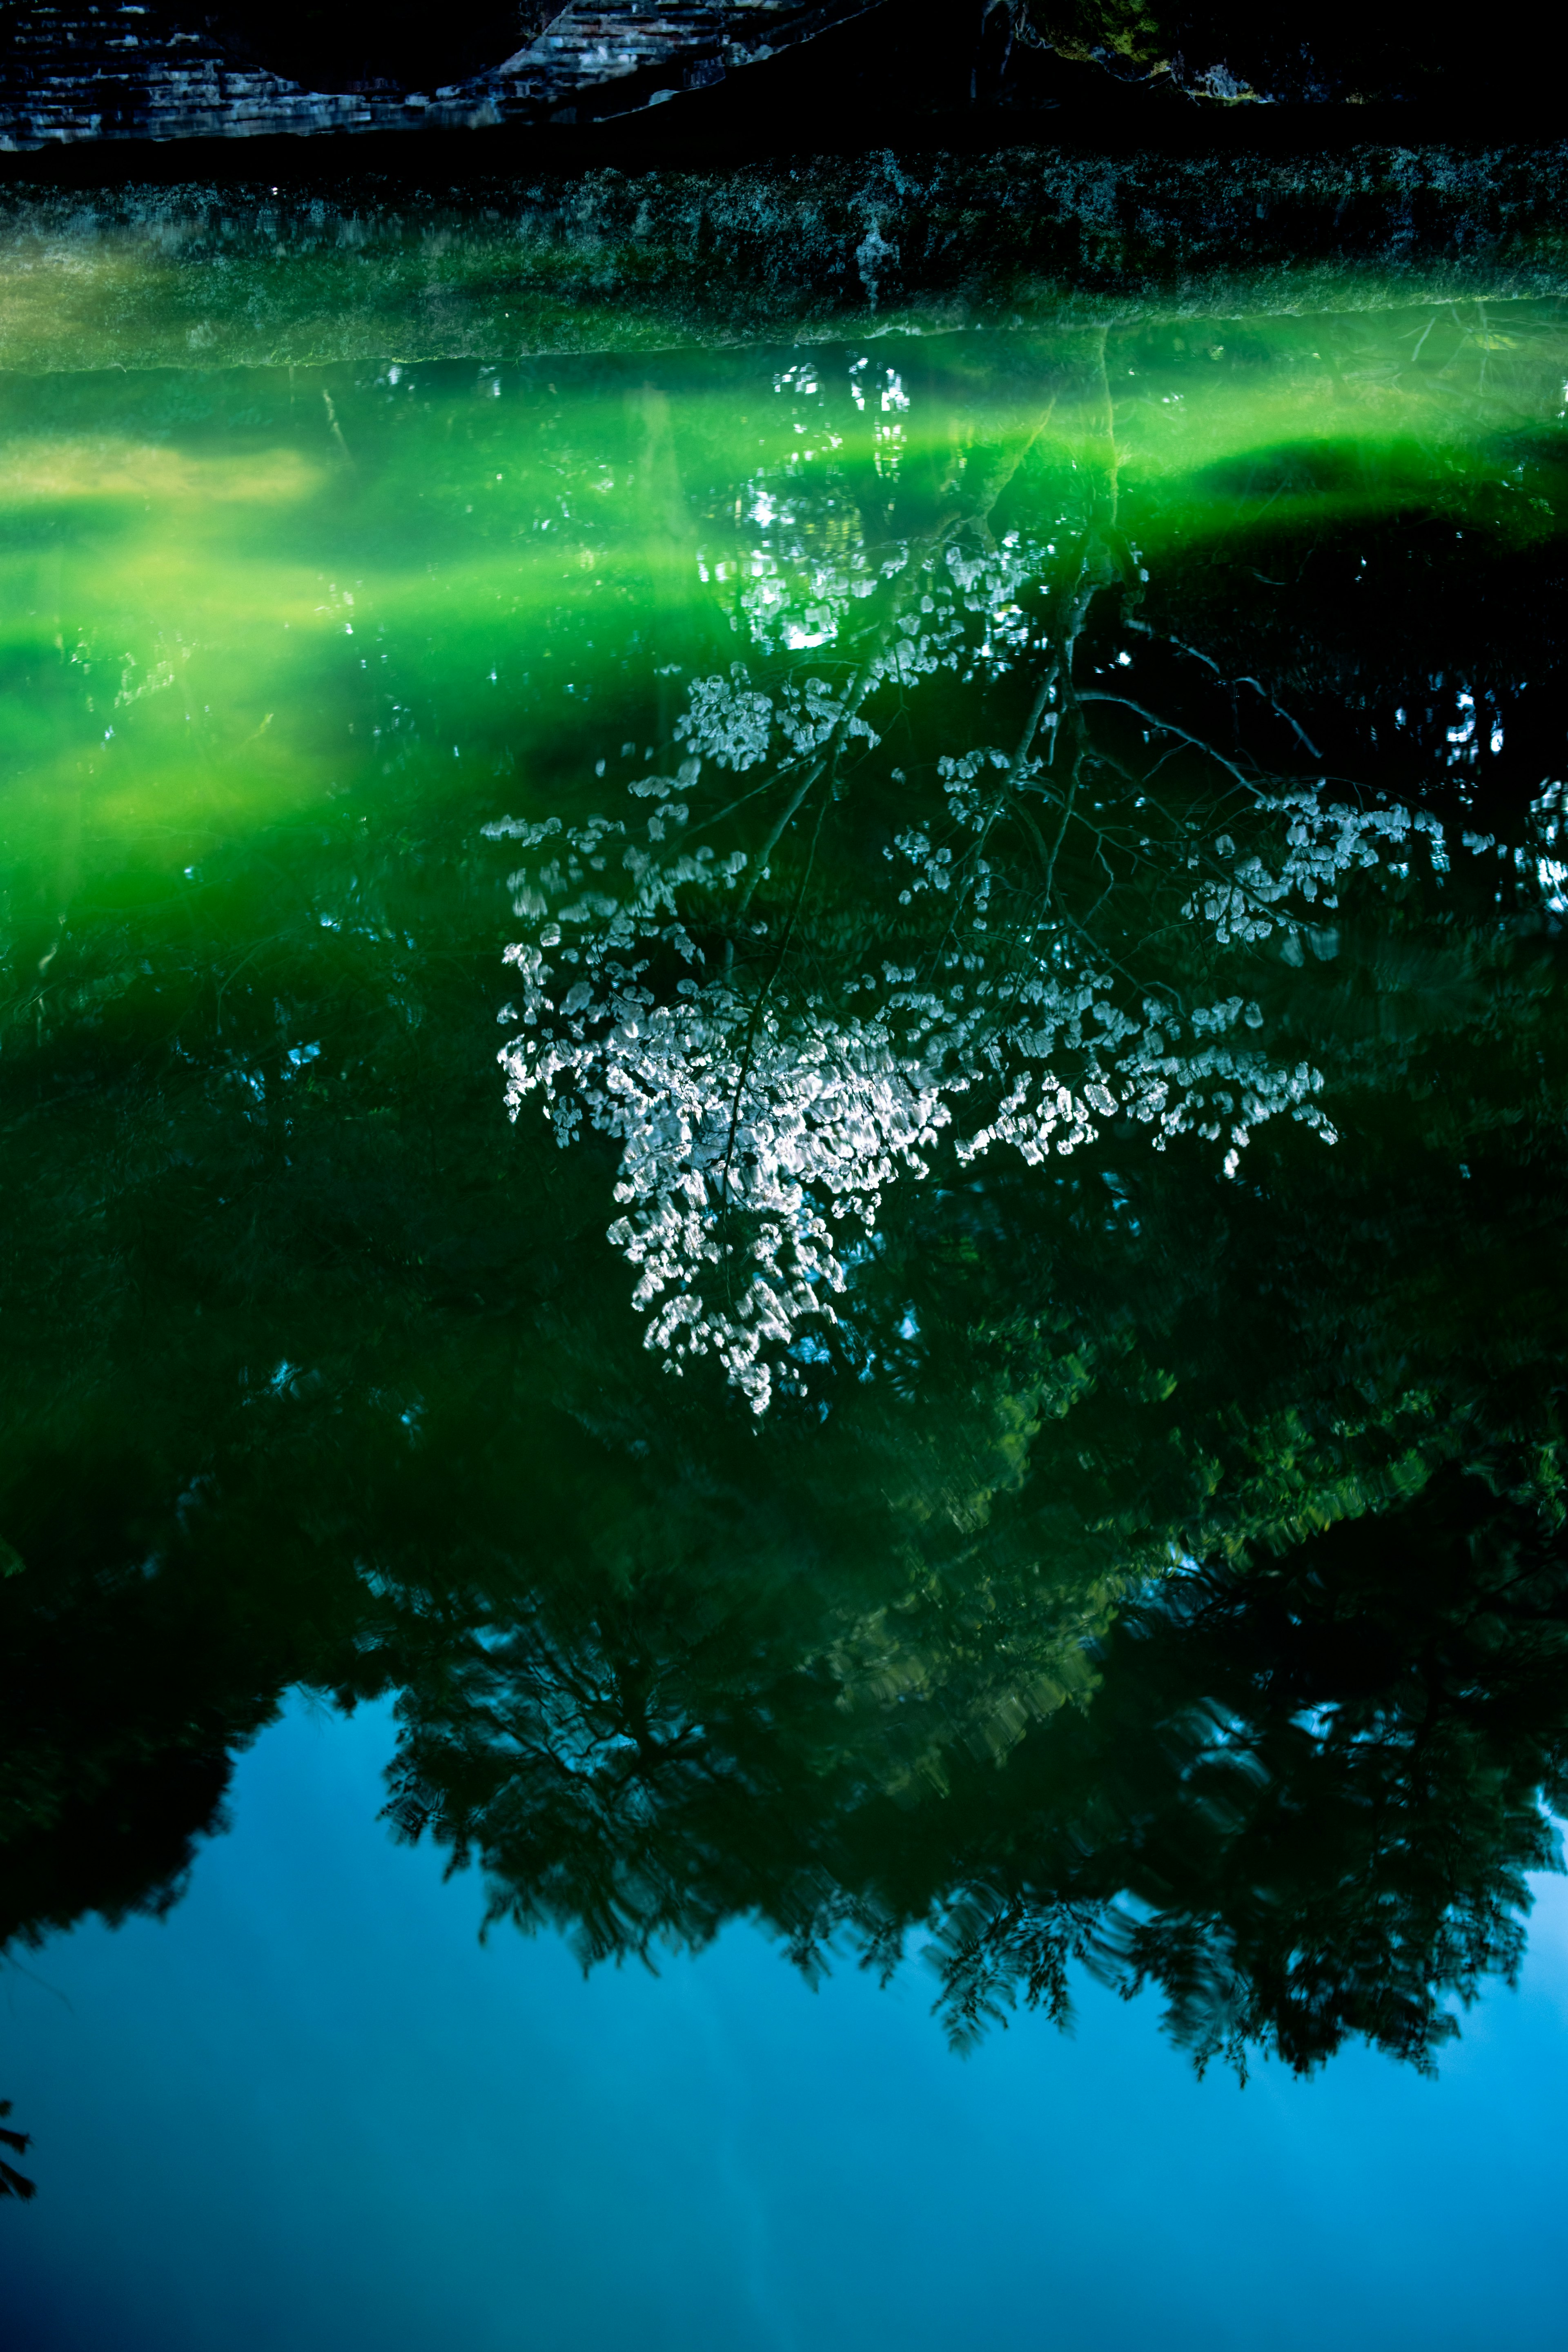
[{"left": 7, "top": 1690, "right": 1568, "bottom": 2352}]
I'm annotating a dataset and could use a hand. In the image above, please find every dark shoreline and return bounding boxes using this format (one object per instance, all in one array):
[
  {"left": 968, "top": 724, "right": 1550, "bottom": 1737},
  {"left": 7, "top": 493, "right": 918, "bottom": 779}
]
[
  {"left": 4, "top": 140, "right": 1568, "bottom": 373},
  {"left": 9, "top": 99, "right": 1568, "bottom": 187}
]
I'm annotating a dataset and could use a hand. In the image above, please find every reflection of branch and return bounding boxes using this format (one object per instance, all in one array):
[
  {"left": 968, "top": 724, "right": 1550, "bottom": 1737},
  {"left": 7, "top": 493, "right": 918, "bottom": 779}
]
[
  {"left": 731, "top": 758, "right": 823, "bottom": 931},
  {"left": 913, "top": 386, "right": 1062, "bottom": 551},
  {"left": 1085, "top": 834, "right": 1119, "bottom": 931},
  {"left": 729, "top": 481, "right": 990, "bottom": 961},
  {"left": 1056, "top": 900, "right": 1158, "bottom": 1007},
  {"left": 934, "top": 660, "right": 1064, "bottom": 973},
  {"left": 924, "top": 356, "right": 1114, "bottom": 958},
  {"left": 711, "top": 383, "right": 1069, "bottom": 960},
  {"left": 1042, "top": 752, "right": 1081, "bottom": 907},
  {"left": 718, "top": 761, "right": 836, "bottom": 1250},
  {"left": 1233, "top": 678, "right": 1322, "bottom": 761},
  {"left": 927, "top": 346, "right": 1125, "bottom": 975},
  {"left": 214, "top": 937, "right": 273, "bottom": 1038},
  {"left": 1010, "top": 668, "right": 1060, "bottom": 790},
  {"left": 1124, "top": 617, "right": 1323, "bottom": 760},
  {"left": 700, "top": 761, "right": 811, "bottom": 835},
  {"left": 1076, "top": 692, "right": 1262, "bottom": 794}
]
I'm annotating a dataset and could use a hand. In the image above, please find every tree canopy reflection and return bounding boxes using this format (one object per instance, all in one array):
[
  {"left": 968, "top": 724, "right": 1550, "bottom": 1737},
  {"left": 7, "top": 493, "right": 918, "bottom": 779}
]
[{"left": 4, "top": 310, "right": 1568, "bottom": 2075}]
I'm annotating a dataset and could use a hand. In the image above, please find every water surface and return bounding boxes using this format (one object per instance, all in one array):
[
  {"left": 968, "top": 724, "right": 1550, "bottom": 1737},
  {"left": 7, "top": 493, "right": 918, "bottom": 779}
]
[{"left": 6, "top": 294, "right": 1568, "bottom": 2264}]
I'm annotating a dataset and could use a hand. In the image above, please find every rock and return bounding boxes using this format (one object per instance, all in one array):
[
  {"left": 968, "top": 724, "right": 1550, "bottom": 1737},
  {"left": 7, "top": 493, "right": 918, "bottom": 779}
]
[{"left": 0, "top": 0, "right": 885, "bottom": 148}]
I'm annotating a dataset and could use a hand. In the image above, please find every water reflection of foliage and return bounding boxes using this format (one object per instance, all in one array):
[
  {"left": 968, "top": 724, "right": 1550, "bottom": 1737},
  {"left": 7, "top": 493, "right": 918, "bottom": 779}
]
[
  {"left": 381, "top": 1088, "right": 1568, "bottom": 2073},
  {"left": 11, "top": 913, "right": 1568, "bottom": 2076},
  {"left": 6, "top": 323, "right": 1568, "bottom": 2079},
  {"left": 494, "top": 332, "right": 1529, "bottom": 1412}
]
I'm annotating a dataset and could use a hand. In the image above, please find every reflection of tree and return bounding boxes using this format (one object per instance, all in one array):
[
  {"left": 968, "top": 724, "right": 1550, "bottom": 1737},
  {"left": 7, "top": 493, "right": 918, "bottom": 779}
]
[
  {"left": 14, "top": 900, "right": 1568, "bottom": 2075},
  {"left": 385, "top": 1054, "right": 1568, "bottom": 2069},
  {"left": 453, "top": 334, "right": 1568, "bottom": 2058},
  {"left": 497, "top": 330, "right": 1514, "bottom": 1410},
  {"left": 5, "top": 326, "right": 1568, "bottom": 2077},
  {"left": 910, "top": 1448, "right": 1568, "bottom": 2074},
  {"left": 0, "top": 2102, "right": 36, "bottom": 2201}
]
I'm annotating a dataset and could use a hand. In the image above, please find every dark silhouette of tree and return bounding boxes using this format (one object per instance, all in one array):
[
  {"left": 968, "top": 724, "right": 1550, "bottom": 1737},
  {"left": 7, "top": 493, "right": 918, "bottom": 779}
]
[{"left": 0, "top": 2103, "right": 36, "bottom": 2201}]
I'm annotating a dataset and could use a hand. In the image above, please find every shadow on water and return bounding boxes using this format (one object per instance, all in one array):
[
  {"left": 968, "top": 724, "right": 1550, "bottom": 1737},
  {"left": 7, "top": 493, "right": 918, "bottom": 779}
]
[{"left": 4, "top": 290, "right": 1568, "bottom": 2088}]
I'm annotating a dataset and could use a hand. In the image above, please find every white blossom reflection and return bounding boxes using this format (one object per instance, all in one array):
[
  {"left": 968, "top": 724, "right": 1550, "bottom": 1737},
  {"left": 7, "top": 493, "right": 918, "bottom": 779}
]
[{"left": 492, "top": 352, "right": 1527, "bottom": 1410}]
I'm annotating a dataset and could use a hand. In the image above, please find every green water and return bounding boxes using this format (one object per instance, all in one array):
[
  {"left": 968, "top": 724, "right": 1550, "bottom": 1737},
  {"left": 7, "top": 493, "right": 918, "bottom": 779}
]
[{"left": 6, "top": 297, "right": 1568, "bottom": 2076}]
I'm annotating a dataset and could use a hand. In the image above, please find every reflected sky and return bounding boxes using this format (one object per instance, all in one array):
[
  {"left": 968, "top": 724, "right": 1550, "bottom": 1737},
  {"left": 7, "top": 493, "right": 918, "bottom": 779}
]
[{"left": 7, "top": 1689, "right": 1568, "bottom": 2352}]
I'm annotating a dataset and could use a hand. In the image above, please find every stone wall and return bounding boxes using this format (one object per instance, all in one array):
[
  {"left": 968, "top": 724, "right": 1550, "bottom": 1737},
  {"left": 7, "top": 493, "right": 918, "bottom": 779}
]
[{"left": 0, "top": 0, "right": 882, "bottom": 149}]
